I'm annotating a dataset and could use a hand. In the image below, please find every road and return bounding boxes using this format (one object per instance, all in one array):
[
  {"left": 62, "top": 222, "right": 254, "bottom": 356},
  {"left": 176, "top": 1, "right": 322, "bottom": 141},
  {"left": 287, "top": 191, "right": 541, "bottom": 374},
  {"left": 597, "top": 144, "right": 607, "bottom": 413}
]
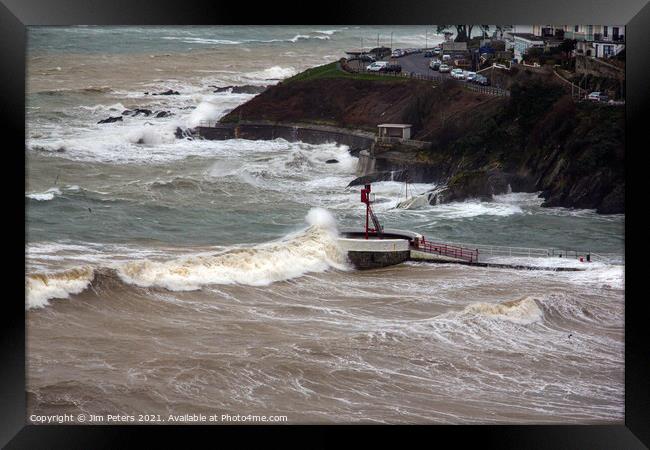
[
  {"left": 346, "top": 53, "right": 509, "bottom": 96},
  {"left": 349, "top": 52, "right": 454, "bottom": 80}
]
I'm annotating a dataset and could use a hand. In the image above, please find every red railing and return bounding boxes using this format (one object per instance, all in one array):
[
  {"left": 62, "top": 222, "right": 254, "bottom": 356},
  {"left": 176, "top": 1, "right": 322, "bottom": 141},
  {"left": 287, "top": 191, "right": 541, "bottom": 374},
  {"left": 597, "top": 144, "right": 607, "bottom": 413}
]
[{"left": 414, "top": 239, "right": 479, "bottom": 263}]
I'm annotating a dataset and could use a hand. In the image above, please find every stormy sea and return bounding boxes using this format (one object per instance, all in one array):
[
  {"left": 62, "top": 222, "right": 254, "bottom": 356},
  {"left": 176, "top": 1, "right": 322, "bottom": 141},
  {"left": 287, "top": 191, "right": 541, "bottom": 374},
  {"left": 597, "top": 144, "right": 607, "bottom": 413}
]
[{"left": 26, "top": 26, "right": 624, "bottom": 424}]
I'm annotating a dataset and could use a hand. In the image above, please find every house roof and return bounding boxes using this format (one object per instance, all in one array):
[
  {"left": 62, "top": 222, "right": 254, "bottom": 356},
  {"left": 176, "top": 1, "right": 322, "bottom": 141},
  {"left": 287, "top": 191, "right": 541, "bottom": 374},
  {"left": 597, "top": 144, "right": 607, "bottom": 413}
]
[{"left": 377, "top": 124, "right": 412, "bottom": 128}]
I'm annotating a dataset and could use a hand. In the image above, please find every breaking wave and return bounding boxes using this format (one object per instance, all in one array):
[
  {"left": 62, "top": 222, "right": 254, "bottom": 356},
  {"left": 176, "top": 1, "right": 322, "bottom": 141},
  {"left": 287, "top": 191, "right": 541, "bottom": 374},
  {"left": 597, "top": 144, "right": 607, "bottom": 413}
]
[
  {"left": 26, "top": 187, "right": 62, "bottom": 201},
  {"left": 26, "top": 267, "right": 95, "bottom": 309},
  {"left": 460, "top": 297, "right": 544, "bottom": 325},
  {"left": 26, "top": 208, "right": 349, "bottom": 309}
]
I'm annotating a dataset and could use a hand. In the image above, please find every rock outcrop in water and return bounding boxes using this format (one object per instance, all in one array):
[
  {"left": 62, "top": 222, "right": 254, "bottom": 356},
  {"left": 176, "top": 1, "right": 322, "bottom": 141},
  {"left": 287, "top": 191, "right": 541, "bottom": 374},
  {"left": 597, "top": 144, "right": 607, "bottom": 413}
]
[
  {"left": 219, "top": 65, "right": 624, "bottom": 213},
  {"left": 212, "top": 85, "right": 267, "bottom": 94},
  {"left": 97, "top": 116, "right": 123, "bottom": 124},
  {"left": 148, "top": 89, "right": 180, "bottom": 96}
]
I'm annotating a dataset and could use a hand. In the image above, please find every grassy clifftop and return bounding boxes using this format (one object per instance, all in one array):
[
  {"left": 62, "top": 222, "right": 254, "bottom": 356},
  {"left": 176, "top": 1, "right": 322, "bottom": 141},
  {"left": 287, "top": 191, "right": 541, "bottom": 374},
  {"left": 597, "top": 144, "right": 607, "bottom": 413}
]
[{"left": 221, "top": 62, "right": 496, "bottom": 136}]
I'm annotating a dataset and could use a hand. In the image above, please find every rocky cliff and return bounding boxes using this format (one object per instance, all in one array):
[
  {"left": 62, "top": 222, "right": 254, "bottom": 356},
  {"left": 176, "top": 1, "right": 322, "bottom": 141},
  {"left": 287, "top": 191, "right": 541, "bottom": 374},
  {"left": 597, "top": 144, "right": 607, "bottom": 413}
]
[{"left": 219, "top": 63, "right": 624, "bottom": 214}]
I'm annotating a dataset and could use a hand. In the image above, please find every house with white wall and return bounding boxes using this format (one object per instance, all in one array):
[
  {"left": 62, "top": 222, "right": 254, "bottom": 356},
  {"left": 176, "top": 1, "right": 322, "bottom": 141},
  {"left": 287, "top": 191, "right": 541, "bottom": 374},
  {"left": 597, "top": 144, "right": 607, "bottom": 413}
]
[{"left": 510, "top": 33, "right": 545, "bottom": 62}]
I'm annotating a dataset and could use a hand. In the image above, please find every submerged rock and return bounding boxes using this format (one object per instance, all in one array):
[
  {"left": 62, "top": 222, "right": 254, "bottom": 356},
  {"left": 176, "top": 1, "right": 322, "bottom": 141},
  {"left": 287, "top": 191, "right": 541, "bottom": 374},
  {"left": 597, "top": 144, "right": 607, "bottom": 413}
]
[
  {"left": 151, "top": 89, "right": 180, "bottom": 96},
  {"left": 97, "top": 116, "right": 123, "bottom": 124},
  {"left": 154, "top": 111, "right": 173, "bottom": 118},
  {"left": 441, "top": 169, "right": 511, "bottom": 203},
  {"left": 325, "top": 159, "right": 339, "bottom": 164},
  {"left": 174, "top": 127, "right": 193, "bottom": 139}
]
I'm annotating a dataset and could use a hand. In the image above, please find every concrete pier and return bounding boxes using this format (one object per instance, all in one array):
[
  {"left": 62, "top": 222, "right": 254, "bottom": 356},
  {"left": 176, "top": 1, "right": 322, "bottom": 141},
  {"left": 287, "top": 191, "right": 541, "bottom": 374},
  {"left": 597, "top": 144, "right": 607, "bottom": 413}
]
[{"left": 337, "top": 236, "right": 411, "bottom": 269}]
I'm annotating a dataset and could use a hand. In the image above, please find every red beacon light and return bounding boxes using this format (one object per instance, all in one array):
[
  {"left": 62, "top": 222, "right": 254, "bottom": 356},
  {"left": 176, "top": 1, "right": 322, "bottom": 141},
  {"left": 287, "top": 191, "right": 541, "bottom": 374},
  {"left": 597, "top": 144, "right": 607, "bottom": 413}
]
[
  {"left": 360, "top": 184, "right": 383, "bottom": 239},
  {"left": 360, "top": 184, "right": 371, "bottom": 204}
]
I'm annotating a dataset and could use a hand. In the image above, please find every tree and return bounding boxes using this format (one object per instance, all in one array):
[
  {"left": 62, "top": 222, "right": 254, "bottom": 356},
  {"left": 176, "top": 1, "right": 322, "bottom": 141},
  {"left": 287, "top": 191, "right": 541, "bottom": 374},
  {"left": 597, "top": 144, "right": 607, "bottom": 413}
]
[
  {"left": 558, "top": 39, "right": 576, "bottom": 56},
  {"left": 436, "top": 25, "right": 476, "bottom": 42}
]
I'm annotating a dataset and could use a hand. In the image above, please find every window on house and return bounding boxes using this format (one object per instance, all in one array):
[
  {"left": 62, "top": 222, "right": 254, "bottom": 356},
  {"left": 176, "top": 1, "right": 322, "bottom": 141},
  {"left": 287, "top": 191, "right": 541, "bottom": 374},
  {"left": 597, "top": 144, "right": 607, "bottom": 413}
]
[
  {"left": 604, "top": 26, "right": 608, "bottom": 37},
  {"left": 575, "top": 25, "right": 579, "bottom": 32},
  {"left": 613, "top": 27, "right": 619, "bottom": 40}
]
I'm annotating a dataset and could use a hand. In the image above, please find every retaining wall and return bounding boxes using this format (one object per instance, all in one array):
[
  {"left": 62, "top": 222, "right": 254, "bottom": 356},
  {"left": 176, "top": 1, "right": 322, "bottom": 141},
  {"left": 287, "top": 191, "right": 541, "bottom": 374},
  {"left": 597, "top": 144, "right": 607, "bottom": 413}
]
[{"left": 196, "top": 122, "right": 376, "bottom": 153}]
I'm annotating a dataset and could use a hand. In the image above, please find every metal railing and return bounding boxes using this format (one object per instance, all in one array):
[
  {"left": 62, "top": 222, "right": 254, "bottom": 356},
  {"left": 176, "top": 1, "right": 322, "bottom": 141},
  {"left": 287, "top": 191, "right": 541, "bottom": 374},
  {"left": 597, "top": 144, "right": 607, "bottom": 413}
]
[
  {"left": 414, "top": 240, "right": 479, "bottom": 263},
  {"left": 350, "top": 66, "right": 510, "bottom": 97},
  {"left": 436, "top": 240, "right": 620, "bottom": 262}
]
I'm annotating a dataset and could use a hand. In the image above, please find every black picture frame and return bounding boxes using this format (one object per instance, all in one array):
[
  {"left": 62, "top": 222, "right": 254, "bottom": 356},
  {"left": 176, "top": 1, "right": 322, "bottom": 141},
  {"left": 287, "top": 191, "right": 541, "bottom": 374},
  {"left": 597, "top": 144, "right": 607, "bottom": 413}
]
[{"left": 2, "top": 0, "right": 648, "bottom": 447}]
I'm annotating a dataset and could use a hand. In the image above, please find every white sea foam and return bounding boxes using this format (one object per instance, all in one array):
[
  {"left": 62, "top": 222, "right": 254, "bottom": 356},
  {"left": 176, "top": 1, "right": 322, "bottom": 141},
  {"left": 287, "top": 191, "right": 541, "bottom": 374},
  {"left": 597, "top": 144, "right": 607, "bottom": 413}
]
[
  {"left": 246, "top": 66, "right": 297, "bottom": 81},
  {"left": 162, "top": 36, "right": 243, "bottom": 45},
  {"left": 460, "top": 297, "right": 544, "bottom": 325},
  {"left": 26, "top": 267, "right": 95, "bottom": 309},
  {"left": 26, "top": 187, "right": 61, "bottom": 201},
  {"left": 430, "top": 200, "right": 523, "bottom": 218}
]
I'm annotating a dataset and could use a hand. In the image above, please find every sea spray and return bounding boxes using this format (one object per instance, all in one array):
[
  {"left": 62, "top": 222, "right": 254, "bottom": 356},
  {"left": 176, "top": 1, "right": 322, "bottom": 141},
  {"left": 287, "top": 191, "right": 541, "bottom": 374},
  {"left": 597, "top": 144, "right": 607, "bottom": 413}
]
[{"left": 187, "top": 100, "right": 222, "bottom": 128}]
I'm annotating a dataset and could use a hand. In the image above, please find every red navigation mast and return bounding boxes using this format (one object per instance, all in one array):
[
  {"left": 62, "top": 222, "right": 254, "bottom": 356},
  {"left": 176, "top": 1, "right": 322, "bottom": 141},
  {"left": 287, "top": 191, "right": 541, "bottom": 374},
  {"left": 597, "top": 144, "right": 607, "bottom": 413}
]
[{"left": 360, "top": 184, "right": 383, "bottom": 239}]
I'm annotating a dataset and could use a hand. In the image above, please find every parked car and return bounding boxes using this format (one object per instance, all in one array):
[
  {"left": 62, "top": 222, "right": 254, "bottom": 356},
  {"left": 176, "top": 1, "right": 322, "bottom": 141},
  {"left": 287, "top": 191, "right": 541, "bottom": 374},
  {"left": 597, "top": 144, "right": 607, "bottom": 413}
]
[
  {"left": 429, "top": 59, "right": 441, "bottom": 70},
  {"left": 366, "top": 61, "right": 388, "bottom": 72},
  {"left": 587, "top": 92, "right": 601, "bottom": 101},
  {"left": 352, "top": 54, "right": 375, "bottom": 63},
  {"left": 464, "top": 71, "right": 477, "bottom": 82},
  {"left": 474, "top": 74, "right": 490, "bottom": 85},
  {"left": 391, "top": 49, "right": 404, "bottom": 58},
  {"left": 380, "top": 64, "right": 402, "bottom": 73},
  {"left": 451, "top": 68, "right": 465, "bottom": 79},
  {"left": 439, "top": 64, "right": 451, "bottom": 73},
  {"left": 587, "top": 91, "right": 609, "bottom": 102},
  {"left": 424, "top": 50, "right": 434, "bottom": 57},
  {"left": 433, "top": 47, "right": 442, "bottom": 54},
  {"left": 442, "top": 54, "right": 451, "bottom": 61}
]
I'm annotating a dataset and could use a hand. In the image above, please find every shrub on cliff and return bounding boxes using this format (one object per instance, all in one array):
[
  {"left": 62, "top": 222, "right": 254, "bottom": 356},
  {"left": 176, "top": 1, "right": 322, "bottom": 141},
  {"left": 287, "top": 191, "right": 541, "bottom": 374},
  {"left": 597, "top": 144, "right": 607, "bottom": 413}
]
[{"left": 508, "top": 81, "right": 565, "bottom": 132}]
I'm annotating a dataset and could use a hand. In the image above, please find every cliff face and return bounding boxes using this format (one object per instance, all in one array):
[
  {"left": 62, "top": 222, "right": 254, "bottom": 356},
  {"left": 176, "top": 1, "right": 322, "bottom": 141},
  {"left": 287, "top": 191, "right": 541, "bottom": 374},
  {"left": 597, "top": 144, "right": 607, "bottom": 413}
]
[{"left": 220, "top": 71, "right": 624, "bottom": 214}]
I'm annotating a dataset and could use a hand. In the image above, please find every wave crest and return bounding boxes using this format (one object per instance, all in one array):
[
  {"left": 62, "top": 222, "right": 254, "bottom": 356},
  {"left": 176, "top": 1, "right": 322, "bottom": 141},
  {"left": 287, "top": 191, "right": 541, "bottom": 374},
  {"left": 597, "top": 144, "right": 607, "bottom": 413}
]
[
  {"left": 461, "top": 297, "right": 543, "bottom": 325},
  {"left": 26, "top": 267, "right": 95, "bottom": 309},
  {"left": 27, "top": 209, "right": 348, "bottom": 308},
  {"left": 116, "top": 213, "right": 347, "bottom": 290}
]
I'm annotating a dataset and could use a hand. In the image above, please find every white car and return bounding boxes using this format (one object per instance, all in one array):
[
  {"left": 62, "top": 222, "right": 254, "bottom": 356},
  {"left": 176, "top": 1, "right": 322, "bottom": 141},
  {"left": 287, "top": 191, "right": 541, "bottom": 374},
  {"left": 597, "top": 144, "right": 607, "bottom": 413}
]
[
  {"left": 451, "top": 68, "right": 465, "bottom": 79},
  {"left": 587, "top": 91, "right": 608, "bottom": 101},
  {"left": 464, "top": 71, "right": 477, "bottom": 81},
  {"left": 438, "top": 64, "right": 451, "bottom": 73},
  {"left": 366, "top": 61, "right": 388, "bottom": 72}
]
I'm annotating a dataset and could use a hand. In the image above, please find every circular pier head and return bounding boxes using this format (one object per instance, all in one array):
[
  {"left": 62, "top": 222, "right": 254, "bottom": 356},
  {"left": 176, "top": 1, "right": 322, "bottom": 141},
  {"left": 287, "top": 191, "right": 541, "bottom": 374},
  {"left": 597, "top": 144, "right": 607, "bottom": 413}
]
[{"left": 337, "top": 228, "right": 419, "bottom": 269}]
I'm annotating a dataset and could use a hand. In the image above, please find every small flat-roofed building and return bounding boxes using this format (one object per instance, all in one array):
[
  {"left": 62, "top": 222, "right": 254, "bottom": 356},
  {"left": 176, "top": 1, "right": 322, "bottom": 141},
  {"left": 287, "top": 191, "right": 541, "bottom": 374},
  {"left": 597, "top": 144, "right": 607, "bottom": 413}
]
[{"left": 377, "top": 123, "right": 412, "bottom": 141}]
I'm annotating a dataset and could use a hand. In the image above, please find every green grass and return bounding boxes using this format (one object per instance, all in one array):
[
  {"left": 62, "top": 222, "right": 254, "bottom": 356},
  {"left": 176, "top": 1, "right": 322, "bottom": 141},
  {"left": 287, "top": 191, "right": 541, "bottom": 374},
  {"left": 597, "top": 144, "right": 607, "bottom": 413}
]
[{"left": 284, "top": 61, "right": 413, "bottom": 84}]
